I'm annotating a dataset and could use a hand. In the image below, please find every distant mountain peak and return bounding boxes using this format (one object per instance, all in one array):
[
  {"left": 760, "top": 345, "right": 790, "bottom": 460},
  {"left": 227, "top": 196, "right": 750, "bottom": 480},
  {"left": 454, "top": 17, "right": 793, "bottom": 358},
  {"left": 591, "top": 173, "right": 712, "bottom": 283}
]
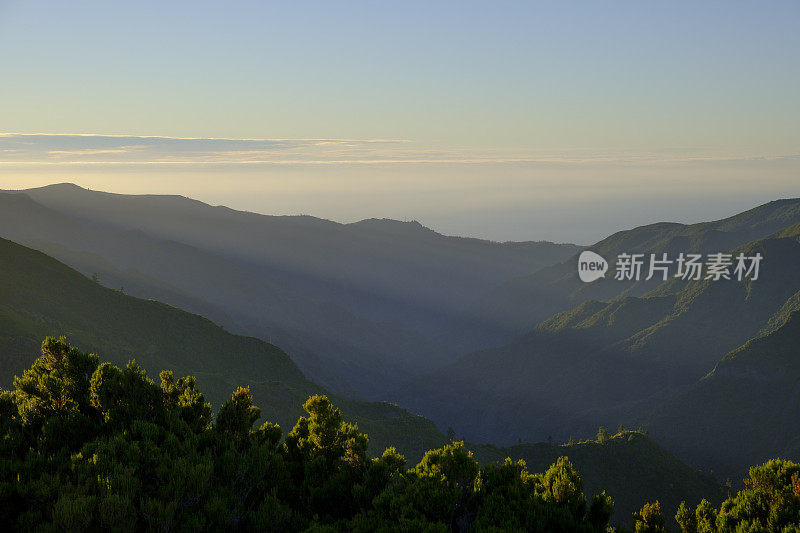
[
  {"left": 351, "top": 217, "right": 425, "bottom": 227},
  {"left": 30, "top": 182, "right": 86, "bottom": 191},
  {"left": 348, "top": 218, "right": 436, "bottom": 236}
]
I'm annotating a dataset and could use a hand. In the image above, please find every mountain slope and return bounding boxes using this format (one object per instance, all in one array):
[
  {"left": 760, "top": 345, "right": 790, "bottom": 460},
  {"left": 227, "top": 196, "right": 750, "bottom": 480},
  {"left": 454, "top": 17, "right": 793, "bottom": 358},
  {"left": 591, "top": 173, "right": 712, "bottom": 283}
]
[
  {"left": 0, "top": 192, "right": 449, "bottom": 398},
  {"left": 15, "top": 183, "right": 579, "bottom": 346},
  {"left": 649, "top": 292, "right": 800, "bottom": 480},
  {"left": 0, "top": 236, "right": 444, "bottom": 459},
  {"left": 469, "top": 198, "right": 800, "bottom": 343},
  {"left": 398, "top": 207, "right": 800, "bottom": 457}
]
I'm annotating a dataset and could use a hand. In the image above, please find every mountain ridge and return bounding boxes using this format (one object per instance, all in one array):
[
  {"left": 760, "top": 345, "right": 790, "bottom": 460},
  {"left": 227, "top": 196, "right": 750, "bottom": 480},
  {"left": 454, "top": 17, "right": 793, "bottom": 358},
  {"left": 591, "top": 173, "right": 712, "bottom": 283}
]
[
  {"left": 467, "top": 197, "right": 800, "bottom": 343},
  {"left": 18, "top": 183, "right": 575, "bottom": 245},
  {"left": 396, "top": 201, "right": 800, "bottom": 480}
]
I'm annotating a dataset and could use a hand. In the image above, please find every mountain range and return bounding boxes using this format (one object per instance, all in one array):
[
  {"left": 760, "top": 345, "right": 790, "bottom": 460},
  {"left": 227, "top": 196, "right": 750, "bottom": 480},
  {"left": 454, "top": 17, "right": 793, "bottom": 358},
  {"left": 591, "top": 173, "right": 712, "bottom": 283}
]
[
  {"left": 3, "top": 183, "right": 800, "bottom": 485},
  {"left": 0, "top": 184, "right": 579, "bottom": 399},
  {"left": 0, "top": 229, "right": 719, "bottom": 524},
  {"left": 398, "top": 199, "right": 800, "bottom": 481}
]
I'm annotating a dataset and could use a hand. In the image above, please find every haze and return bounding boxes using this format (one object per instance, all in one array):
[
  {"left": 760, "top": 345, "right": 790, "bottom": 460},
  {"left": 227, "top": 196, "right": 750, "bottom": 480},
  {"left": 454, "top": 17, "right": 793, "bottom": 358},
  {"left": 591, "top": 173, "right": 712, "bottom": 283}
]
[{"left": 1, "top": 1, "right": 798, "bottom": 243}]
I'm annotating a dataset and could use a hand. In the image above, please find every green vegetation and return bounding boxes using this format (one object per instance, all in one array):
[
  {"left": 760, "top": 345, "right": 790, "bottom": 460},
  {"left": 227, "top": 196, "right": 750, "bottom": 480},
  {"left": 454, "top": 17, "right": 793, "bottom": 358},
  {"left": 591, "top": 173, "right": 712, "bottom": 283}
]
[
  {"left": 0, "top": 338, "right": 617, "bottom": 531},
  {"left": 473, "top": 429, "right": 724, "bottom": 528},
  {"left": 674, "top": 459, "right": 800, "bottom": 532},
  {"left": 2, "top": 338, "right": 799, "bottom": 531}
]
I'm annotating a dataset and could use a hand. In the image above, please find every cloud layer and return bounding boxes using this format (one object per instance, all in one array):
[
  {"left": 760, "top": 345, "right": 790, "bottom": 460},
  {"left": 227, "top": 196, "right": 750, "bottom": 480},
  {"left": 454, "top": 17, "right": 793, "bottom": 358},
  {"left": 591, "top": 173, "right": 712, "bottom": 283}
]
[{"left": 2, "top": 133, "right": 795, "bottom": 167}]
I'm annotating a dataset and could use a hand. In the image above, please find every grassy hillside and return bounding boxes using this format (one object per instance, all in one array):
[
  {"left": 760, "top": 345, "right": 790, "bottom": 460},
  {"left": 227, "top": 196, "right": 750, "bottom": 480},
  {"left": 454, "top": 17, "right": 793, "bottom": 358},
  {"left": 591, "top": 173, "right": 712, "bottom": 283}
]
[
  {"left": 473, "top": 430, "right": 725, "bottom": 528},
  {"left": 0, "top": 236, "right": 444, "bottom": 460}
]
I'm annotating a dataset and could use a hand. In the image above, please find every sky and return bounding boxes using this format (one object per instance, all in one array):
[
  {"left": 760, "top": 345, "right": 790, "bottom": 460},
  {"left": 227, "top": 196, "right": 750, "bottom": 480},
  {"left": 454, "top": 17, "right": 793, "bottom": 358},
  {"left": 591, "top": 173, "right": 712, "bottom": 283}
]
[{"left": 0, "top": 1, "right": 798, "bottom": 243}]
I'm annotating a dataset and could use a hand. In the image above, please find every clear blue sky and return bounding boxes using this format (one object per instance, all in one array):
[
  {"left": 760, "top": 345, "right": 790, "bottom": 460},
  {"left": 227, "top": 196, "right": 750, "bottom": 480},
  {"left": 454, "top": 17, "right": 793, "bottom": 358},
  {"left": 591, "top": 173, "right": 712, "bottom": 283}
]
[{"left": 1, "top": 1, "right": 798, "bottom": 242}]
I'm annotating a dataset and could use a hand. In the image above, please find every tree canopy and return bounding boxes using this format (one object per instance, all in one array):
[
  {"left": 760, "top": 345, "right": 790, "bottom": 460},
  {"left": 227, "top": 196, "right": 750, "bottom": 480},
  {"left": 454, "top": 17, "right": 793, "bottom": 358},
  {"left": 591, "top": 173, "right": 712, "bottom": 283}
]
[{"left": 0, "top": 337, "right": 798, "bottom": 532}]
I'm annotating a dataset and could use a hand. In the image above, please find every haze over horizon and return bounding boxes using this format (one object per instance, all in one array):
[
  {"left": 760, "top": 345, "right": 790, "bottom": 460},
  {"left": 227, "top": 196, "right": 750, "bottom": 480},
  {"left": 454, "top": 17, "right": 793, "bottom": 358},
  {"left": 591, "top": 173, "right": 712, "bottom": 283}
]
[
  {"left": 1, "top": 1, "right": 798, "bottom": 243},
  {"left": 7, "top": 176, "right": 800, "bottom": 247}
]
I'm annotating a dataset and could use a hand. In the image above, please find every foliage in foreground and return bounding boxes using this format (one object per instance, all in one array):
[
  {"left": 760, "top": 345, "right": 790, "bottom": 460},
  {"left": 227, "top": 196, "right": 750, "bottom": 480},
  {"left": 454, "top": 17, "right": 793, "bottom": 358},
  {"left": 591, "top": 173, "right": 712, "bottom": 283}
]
[
  {"left": 675, "top": 459, "right": 800, "bottom": 533},
  {"left": 0, "top": 338, "right": 613, "bottom": 532},
  {"left": 1, "top": 338, "right": 799, "bottom": 532}
]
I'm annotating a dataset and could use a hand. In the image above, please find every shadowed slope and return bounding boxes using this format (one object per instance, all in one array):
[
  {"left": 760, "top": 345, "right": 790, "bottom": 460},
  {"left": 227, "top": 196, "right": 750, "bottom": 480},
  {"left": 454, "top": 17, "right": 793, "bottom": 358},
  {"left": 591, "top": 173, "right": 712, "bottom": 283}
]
[{"left": 0, "top": 236, "right": 444, "bottom": 459}]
